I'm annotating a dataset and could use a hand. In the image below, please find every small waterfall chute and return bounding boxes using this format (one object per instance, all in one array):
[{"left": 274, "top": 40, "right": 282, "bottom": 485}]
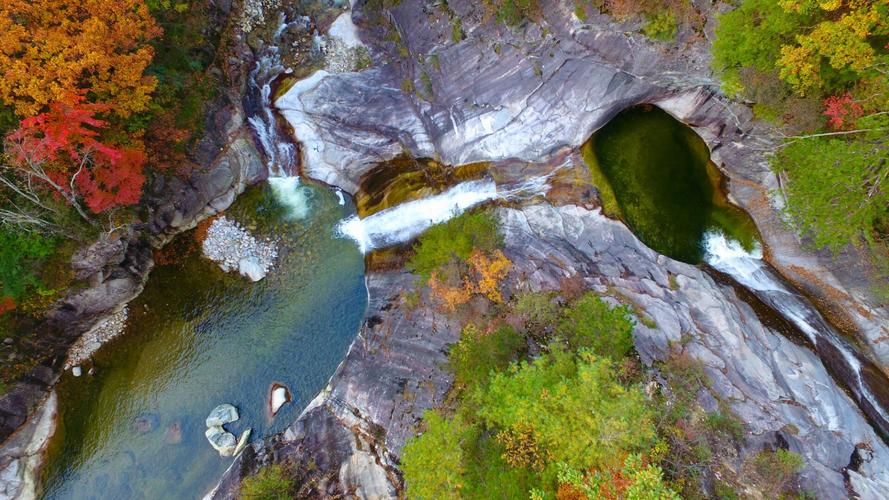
[{"left": 704, "top": 231, "right": 889, "bottom": 434}]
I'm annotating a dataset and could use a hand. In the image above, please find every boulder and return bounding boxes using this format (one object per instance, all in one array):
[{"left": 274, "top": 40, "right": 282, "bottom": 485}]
[
  {"left": 233, "top": 428, "right": 251, "bottom": 456},
  {"left": 205, "top": 426, "right": 237, "bottom": 457},
  {"left": 205, "top": 404, "right": 239, "bottom": 427},
  {"left": 269, "top": 383, "right": 291, "bottom": 416},
  {"left": 238, "top": 257, "right": 266, "bottom": 282}
]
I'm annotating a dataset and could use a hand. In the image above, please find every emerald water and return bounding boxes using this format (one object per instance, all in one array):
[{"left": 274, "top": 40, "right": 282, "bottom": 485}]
[
  {"left": 39, "top": 181, "right": 367, "bottom": 499},
  {"left": 584, "top": 106, "right": 760, "bottom": 263}
]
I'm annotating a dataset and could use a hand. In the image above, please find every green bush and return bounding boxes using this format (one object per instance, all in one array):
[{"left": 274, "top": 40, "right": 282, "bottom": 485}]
[
  {"left": 0, "top": 228, "right": 56, "bottom": 301},
  {"left": 449, "top": 324, "right": 524, "bottom": 392},
  {"left": 712, "top": 0, "right": 804, "bottom": 96},
  {"left": 557, "top": 293, "right": 635, "bottom": 358},
  {"left": 474, "top": 348, "right": 657, "bottom": 475},
  {"left": 401, "top": 411, "right": 475, "bottom": 500},
  {"left": 751, "top": 449, "right": 804, "bottom": 496},
  {"left": 642, "top": 11, "right": 677, "bottom": 41},
  {"left": 485, "top": 0, "right": 540, "bottom": 26},
  {"left": 514, "top": 291, "right": 558, "bottom": 336},
  {"left": 403, "top": 347, "right": 668, "bottom": 498},
  {"left": 772, "top": 120, "right": 889, "bottom": 252},
  {"left": 407, "top": 210, "right": 502, "bottom": 281},
  {"left": 239, "top": 464, "right": 294, "bottom": 500}
]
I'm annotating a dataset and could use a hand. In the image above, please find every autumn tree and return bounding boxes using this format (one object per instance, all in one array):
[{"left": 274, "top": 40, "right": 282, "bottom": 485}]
[
  {"left": 776, "top": 0, "right": 889, "bottom": 94},
  {"left": 0, "top": 0, "right": 162, "bottom": 118},
  {"left": 1, "top": 98, "right": 147, "bottom": 233}
]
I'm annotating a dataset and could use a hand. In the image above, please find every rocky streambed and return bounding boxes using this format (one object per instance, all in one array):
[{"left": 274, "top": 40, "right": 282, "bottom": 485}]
[{"left": 212, "top": 1, "right": 889, "bottom": 498}]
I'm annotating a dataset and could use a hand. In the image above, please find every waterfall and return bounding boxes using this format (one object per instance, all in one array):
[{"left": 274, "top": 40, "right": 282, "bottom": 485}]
[
  {"left": 704, "top": 232, "right": 889, "bottom": 435},
  {"left": 337, "top": 179, "right": 499, "bottom": 253},
  {"left": 337, "top": 173, "right": 555, "bottom": 253}
]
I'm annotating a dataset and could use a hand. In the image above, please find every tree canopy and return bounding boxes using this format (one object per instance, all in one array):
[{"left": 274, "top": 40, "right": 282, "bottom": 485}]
[{"left": 0, "top": 0, "right": 162, "bottom": 118}]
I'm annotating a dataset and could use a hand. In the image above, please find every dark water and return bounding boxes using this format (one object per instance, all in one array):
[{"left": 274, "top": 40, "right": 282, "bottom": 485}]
[
  {"left": 584, "top": 105, "right": 759, "bottom": 263},
  {"left": 40, "top": 182, "right": 367, "bottom": 499}
]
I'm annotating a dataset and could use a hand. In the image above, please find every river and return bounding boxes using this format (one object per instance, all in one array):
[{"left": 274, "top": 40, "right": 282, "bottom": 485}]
[{"left": 39, "top": 181, "right": 367, "bottom": 499}]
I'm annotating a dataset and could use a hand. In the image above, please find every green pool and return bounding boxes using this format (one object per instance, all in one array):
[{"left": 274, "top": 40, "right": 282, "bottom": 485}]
[{"left": 583, "top": 105, "right": 760, "bottom": 263}]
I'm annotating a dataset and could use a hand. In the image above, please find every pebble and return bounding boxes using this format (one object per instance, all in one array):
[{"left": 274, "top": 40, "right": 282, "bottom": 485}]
[
  {"left": 202, "top": 216, "right": 278, "bottom": 281},
  {"left": 72, "top": 366, "right": 82, "bottom": 377},
  {"left": 3, "top": 337, "right": 13, "bottom": 345}
]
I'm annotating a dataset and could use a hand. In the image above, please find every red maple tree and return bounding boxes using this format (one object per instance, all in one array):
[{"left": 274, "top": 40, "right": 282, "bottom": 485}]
[
  {"left": 823, "top": 92, "right": 864, "bottom": 130},
  {"left": 4, "top": 96, "right": 146, "bottom": 215}
]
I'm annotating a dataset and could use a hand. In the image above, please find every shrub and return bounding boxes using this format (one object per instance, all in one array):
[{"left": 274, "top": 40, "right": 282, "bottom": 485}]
[
  {"left": 401, "top": 411, "right": 474, "bottom": 499},
  {"left": 474, "top": 348, "right": 657, "bottom": 473},
  {"left": 643, "top": 11, "right": 677, "bottom": 41},
  {"left": 449, "top": 324, "right": 524, "bottom": 392},
  {"left": 751, "top": 449, "right": 804, "bottom": 496},
  {"left": 239, "top": 464, "right": 294, "bottom": 500},
  {"left": 514, "top": 291, "right": 558, "bottom": 336},
  {"left": 0, "top": 228, "right": 56, "bottom": 302},
  {"left": 557, "top": 293, "right": 635, "bottom": 358},
  {"left": 407, "top": 210, "right": 502, "bottom": 281}
]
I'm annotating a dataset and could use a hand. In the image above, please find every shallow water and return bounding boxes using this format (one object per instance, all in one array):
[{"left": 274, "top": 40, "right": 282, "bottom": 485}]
[
  {"left": 40, "top": 182, "right": 367, "bottom": 499},
  {"left": 585, "top": 105, "right": 759, "bottom": 264}
]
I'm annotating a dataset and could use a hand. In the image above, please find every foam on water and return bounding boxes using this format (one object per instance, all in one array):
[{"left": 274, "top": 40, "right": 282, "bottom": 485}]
[{"left": 269, "top": 176, "right": 311, "bottom": 219}]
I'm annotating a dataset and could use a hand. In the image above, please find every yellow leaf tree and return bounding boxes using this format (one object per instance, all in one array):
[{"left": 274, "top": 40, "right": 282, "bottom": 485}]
[
  {"left": 0, "top": 0, "right": 162, "bottom": 117},
  {"left": 777, "top": 0, "right": 888, "bottom": 94}
]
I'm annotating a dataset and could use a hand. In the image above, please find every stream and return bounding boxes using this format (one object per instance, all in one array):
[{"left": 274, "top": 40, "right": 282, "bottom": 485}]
[{"left": 39, "top": 182, "right": 367, "bottom": 499}]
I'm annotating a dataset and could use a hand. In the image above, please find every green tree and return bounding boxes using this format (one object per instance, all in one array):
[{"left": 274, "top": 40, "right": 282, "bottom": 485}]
[
  {"left": 449, "top": 324, "right": 525, "bottom": 393},
  {"left": 474, "top": 348, "right": 657, "bottom": 475},
  {"left": 772, "top": 117, "right": 888, "bottom": 251},
  {"left": 0, "top": 227, "right": 55, "bottom": 302},
  {"left": 401, "top": 411, "right": 474, "bottom": 499},
  {"left": 557, "top": 293, "right": 635, "bottom": 358},
  {"left": 712, "top": 0, "right": 805, "bottom": 95}
]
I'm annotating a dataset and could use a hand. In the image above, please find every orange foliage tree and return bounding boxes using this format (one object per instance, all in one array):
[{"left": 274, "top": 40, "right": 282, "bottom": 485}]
[
  {"left": 429, "top": 249, "right": 512, "bottom": 311},
  {"left": 0, "top": 0, "right": 162, "bottom": 118}
]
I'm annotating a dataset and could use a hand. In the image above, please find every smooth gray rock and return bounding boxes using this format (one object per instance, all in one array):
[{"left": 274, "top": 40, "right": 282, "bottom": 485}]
[
  {"left": 274, "top": 0, "right": 888, "bottom": 369},
  {"left": 206, "top": 404, "right": 239, "bottom": 428},
  {"left": 205, "top": 426, "right": 238, "bottom": 457}
]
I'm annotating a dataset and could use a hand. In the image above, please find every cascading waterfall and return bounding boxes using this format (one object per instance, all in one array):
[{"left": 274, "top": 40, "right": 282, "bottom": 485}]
[
  {"left": 704, "top": 232, "right": 889, "bottom": 437},
  {"left": 246, "top": 13, "right": 310, "bottom": 177},
  {"left": 337, "top": 174, "right": 555, "bottom": 253}
]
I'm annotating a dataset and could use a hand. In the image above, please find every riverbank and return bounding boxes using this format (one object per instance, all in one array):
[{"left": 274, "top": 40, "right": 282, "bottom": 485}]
[{"left": 0, "top": 0, "right": 276, "bottom": 494}]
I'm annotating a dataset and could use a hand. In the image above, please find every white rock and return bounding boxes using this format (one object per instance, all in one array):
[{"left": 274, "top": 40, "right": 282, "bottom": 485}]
[
  {"left": 71, "top": 366, "right": 82, "bottom": 377},
  {"left": 233, "top": 428, "right": 252, "bottom": 456},
  {"left": 205, "top": 426, "right": 237, "bottom": 457},
  {"left": 205, "top": 404, "right": 239, "bottom": 427},
  {"left": 238, "top": 257, "right": 266, "bottom": 282},
  {"left": 270, "top": 386, "right": 290, "bottom": 415}
]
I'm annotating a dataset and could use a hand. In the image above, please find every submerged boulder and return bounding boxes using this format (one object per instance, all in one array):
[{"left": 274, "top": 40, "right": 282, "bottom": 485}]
[{"left": 205, "top": 404, "right": 239, "bottom": 428}]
